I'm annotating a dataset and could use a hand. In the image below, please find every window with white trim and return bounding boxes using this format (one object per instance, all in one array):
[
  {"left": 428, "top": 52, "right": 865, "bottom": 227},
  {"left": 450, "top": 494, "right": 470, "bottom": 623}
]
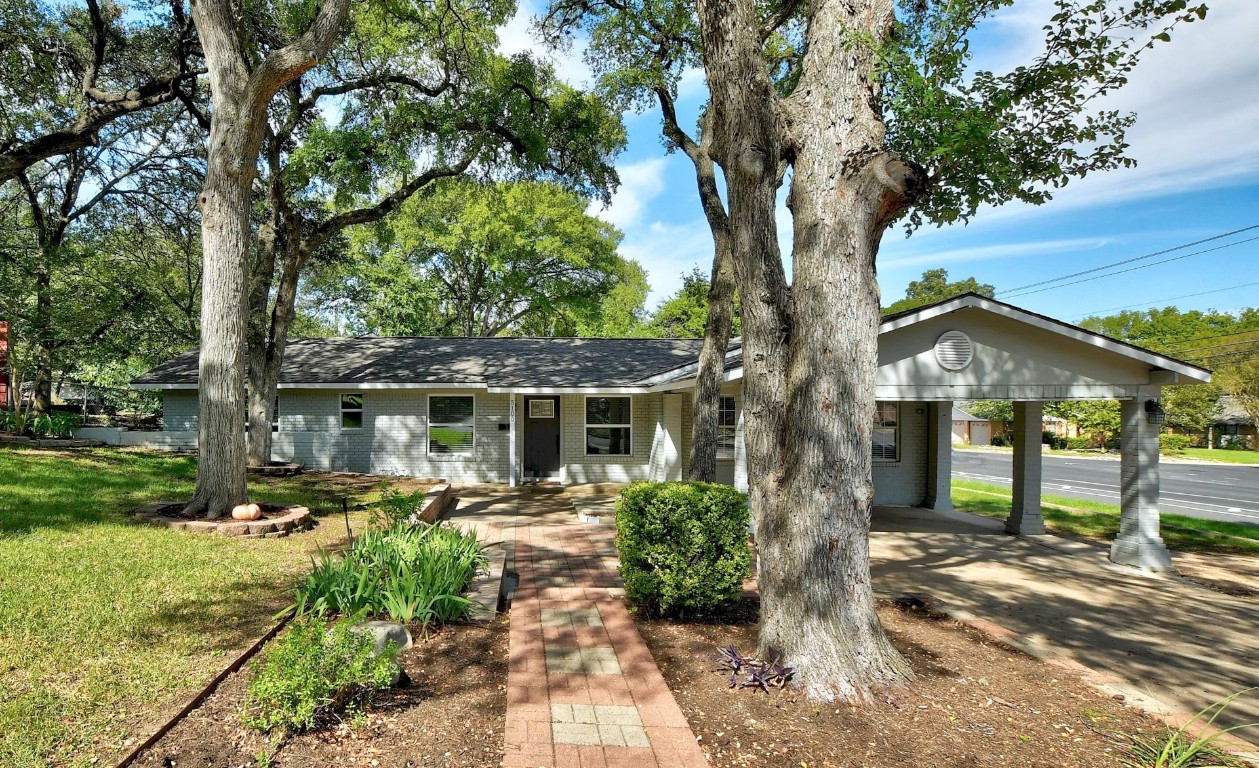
[
  {"left": 429, "top": 395, "right": 474, "bottom": 454},
  {"left": 585, "top": 396, "right": 632, "bottom": 455},
  {"left": 873, "top": 401, "right": 898, "bottom": 461},
  {"left": 717, "top": 396, "right": 737, "bottom": 454},
  {"left": 340, "top": 393, "right": 363, "bottom": 430}
]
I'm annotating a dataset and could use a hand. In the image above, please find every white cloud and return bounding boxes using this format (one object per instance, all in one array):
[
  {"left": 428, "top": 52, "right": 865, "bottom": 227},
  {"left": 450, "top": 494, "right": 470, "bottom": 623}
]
[
  {"left": 879, "top": 237, "right": 1112, "bottom": 270},
  {"left": 620, "top": 219, "right": 716, "bottom": 306},
  {"left": 962, "top": 1, "right": 1259, "bottom": 219},
  {"left": 588, "top": 157, "right": 669, "bottom": 230}
]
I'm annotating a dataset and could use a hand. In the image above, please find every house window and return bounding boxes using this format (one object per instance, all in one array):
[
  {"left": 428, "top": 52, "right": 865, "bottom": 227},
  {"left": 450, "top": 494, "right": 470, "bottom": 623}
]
[
  {"left": 873, "top": 402, "right": 898, "bottom": 461},
  {"left": 586, "top": 396, "right": 632, "bottom": 455},
  {"left": 429, "top": 395, "right": 474, "bottom": 454},
  {"left": 340, "top": 393, "right": 364, "bottom": 429},
  {"left": 717, "top": 396, "right": 737, "bottom": 454}
]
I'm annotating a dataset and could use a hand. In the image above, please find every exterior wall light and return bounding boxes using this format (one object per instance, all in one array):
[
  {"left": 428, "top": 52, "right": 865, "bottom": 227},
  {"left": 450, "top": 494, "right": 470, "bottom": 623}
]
[{"left": 1145, "top": 399, "right": 1166, "bottom": 426}]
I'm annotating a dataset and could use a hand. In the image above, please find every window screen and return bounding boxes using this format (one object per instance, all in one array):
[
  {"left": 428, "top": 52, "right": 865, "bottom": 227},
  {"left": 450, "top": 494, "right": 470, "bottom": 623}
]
[
  {"left": 717, "top": 396, "right": 737, "bottom": 452},
  {"left": 872, "top": 402, "right": 898, "bottom": 461},
  {"left": 429, "top": 396, "right": 474, "bottom": 454},
  {"left": 585, "top": 397, "right": 632, "bottom": 456},
  {"left": 340, "top": 393, "right": 363, "bottom": 429}
]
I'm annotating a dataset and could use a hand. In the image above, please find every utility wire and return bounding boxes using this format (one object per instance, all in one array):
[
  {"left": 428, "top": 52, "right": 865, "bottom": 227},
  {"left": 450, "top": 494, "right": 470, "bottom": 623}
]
[
  {"left": 1070, "top": 280, "right": 1259, "bottom": 321},
  {"left": 1172, "top": 338, "right": 1259, "bottom": 356},
  {"left": 1163, "top": 327, "right": 1259, "bottom": 350},
  {"left": 998, "top": 224, "right": 1259, "bottom": 296},
  {"left": 1002, "top": 235, "right": 1259, "bottom": 300}
]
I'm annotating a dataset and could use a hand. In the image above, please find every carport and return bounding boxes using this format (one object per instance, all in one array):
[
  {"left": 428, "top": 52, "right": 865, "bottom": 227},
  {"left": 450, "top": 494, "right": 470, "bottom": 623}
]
[{"left": 870, "top": 294, "right": 1213, "bottom": 572}]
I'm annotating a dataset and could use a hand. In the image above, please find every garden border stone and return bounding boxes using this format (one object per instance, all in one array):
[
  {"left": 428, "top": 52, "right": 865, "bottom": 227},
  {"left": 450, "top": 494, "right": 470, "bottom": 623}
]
[{"left": 133, "top": 501, "right": 313, "bottom": 538}]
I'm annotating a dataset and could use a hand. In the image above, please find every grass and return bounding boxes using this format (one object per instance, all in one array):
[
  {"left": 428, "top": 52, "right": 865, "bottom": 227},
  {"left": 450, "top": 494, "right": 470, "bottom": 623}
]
[
  {"left": 0, "top": 446, "right": 428, "bottom": 768},
  {"left": 1171, "top": 448, "right": 1259, "bottom": 465},
  {"left": 956, "top": 443, "right": 1259, "bottom": 465},
  {"left": 952, "top": 479, "right": 1259, "bottom": 556}
]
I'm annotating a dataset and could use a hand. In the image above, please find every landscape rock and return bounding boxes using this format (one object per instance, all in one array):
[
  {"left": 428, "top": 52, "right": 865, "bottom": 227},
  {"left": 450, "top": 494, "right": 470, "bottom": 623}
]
[{"left": 352, "top": 620, "right": 414, "bottom": 655}]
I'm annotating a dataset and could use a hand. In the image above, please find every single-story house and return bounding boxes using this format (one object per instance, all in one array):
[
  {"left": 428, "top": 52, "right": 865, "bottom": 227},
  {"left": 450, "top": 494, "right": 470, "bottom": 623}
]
[
  {"left": 1209, "top": 395, "right": 1256, "bottom": 450},
  {"left": 130, "top": 293, "right": 1211, "bottom": 571}
]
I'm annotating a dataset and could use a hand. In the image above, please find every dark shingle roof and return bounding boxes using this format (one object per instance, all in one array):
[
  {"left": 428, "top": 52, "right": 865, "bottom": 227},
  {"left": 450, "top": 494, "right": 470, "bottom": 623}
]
[{"left": 134, "top": 336, "right": 709, "bottom": 388}]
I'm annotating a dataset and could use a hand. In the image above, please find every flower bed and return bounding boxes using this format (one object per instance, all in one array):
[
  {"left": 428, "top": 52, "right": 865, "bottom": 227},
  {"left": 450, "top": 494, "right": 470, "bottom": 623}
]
[{"left": 133, "top": 501, "right": 313, "bottom": 538}]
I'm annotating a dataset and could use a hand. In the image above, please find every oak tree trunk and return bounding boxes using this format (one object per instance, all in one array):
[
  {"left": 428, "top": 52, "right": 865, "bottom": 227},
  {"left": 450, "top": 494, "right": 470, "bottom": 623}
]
[
  {"left": 31, "top": 263, "right": 53, "bottom": 415},
  {"left": 695, "top": 0, "right": 920, "bottom": 700},
  {"left": 185, "top": 0, "right": 349, "bottom": 517}
]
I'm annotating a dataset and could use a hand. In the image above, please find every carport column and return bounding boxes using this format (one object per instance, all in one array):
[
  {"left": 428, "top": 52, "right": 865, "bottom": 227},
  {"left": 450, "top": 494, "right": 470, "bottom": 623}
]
[
  {"left": 1110, "top": 395, "right": 1174, "bottom": 571},
  {"left": 1006, "top": 401, "right": 1045, "bottom": 535},
  {"left": 924, "top": 401, "right": 953, "bottom": 511},
  {"left": 508, "top": 395, "right": 517, "bottom": 488}
]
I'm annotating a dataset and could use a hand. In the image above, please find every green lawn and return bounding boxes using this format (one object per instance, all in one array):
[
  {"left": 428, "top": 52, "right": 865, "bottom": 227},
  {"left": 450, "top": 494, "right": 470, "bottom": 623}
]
[
  {"left": 952, "top": 478, "right": 1259, "bottom": 556},
  {"left": 1171, "top": 447, "right": 1259, "bottom": 465},
  {"left": 0, "top": 447, "right": 426, "bottom": 768}
]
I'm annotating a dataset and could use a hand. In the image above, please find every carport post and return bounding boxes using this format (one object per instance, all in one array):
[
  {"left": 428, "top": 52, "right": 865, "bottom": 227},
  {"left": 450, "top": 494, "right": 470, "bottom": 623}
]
[
  {"left": 925, "top": 401, "right": 953, "bottom": 511},
  {"left": 1110, "top": 396, "right": 1173, "bottom": 571},
  {"left": 1006, "top": 401, "right": 1046, "bottom": 536}
]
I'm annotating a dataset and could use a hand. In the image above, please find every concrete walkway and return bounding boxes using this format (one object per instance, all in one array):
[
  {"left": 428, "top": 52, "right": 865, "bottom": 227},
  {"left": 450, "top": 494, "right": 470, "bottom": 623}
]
[
  {"left": 870, "top": 506, "right": 1259, "bottom": 730},
  {"left": 450, "top": 488, "right": 706, "bottom": 768}
]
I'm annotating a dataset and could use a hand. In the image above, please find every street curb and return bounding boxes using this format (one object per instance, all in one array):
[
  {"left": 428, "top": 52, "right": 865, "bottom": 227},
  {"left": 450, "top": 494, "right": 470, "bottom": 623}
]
[{"left": 886, "top": 590, "right": 1259, "bottom": 762}]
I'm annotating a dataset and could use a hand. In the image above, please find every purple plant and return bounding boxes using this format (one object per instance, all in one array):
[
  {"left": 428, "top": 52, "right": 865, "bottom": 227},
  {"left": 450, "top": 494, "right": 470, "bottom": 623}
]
[{"left": 712, "top": 645, "right": 795, "bottom": 693}]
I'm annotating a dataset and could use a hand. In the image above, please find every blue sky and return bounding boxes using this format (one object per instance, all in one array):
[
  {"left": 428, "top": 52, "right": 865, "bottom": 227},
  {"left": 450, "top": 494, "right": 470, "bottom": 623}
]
[{"left": 499, "top": 0, "right": 1259, "bottom": 322}]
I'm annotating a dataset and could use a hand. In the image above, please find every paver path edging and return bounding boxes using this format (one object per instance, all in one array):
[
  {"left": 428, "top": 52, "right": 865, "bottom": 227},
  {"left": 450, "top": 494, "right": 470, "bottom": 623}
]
[{"left": 503, "top": 523, "right": 706, "bottom": 768}]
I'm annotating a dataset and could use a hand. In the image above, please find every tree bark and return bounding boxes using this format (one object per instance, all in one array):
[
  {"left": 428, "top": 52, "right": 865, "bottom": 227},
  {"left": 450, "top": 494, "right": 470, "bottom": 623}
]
[
  {"left": 695, "top": 0, "right": 921, "bottom": 700},
  {"left": 185, "top": 0, "right": 350, "bottom": 518}
]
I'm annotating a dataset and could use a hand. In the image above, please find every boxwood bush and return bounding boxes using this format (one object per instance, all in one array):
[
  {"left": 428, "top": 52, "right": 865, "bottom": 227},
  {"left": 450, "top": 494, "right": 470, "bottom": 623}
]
[{"left": 615, "top": 481, "right": 750, "bottom": 617}]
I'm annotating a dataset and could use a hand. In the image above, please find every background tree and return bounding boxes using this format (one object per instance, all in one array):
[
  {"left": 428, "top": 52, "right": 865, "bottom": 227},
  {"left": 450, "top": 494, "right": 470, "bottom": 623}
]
[
  {"left": 0, "top": 0, "right": 205, "bottom": 183},
  {"left": 674, "top": 0, "right": 1209, "bottom": 700},
  {"left": 307, "top": 179, "right": 632, "bottom": 337},
  {"left": 541, "top": 0, "right": 738, "bottom": 482},
  {"left": 883, "top": 268, "right": 995, "bottom": 314},
  {"left": 1215, "top": 360, "right": 1259, "bottom": 435},
  {"left": 239, "top": 0, "right": 625, "bottom": 465},
  {"left": 1162, "top": 383, "right": 1223, "bottom": 442},
  {"left": 642, "top": 267, "right": 743, "bottom": 339},
  {"left": 1045, "top": 401, "right": 1122, "bottom": 448}
]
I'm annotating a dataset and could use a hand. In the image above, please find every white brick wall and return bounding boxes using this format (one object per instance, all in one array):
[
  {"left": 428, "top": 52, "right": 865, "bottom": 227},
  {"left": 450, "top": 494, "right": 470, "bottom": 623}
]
[
  {"left": 561, "top": 393, "right": 661, "bottom": 484},
  {"left": 873, "top": 401, "right": 928, "bottom": 506}
]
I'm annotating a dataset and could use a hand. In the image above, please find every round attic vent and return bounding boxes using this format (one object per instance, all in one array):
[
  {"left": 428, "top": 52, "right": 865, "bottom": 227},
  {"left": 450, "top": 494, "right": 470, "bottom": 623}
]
[{"left": 934, "top": 331, "right": 974, "bottom": 371}]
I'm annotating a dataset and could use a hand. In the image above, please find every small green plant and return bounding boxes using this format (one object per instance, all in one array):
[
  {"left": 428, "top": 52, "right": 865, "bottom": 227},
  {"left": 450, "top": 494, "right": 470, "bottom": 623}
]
[
  {"left": 1160, "top": 434, "right": 1194, "bottom": 454},
  {"left": 1067, "top": 436, "right": 1094, "bottom": 450},
  {"left": 371, "top": 486, "right": 429, "bottom": 527},
  {"left": 293, "top": 521, "right": 484, "bottom": 630},
  {"left": 1120, "top": 689, "right": 1256, "bottom": 768},
  {"left": 615, "top": 481, "right": 751, "bottom": 617},
  {"left": 242, "top": 617, "right": 399, "bottom": 734}
]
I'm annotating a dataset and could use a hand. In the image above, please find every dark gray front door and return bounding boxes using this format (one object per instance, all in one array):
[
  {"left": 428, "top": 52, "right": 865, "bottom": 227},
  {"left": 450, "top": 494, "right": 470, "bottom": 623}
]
[{"left": 524, "top": 396, "right": 561, "bottom": 479}]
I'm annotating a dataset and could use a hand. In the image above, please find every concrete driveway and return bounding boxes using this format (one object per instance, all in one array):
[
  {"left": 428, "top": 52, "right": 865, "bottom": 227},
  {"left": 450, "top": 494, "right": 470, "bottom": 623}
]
[{"left": 870, "top": 507, "right": 1259, "bottom": 730}]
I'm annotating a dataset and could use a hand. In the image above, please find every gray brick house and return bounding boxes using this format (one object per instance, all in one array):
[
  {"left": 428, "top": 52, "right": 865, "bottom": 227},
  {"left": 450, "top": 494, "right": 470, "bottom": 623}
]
[{"left": 129, "top": 294, "right": 1211, "bottom": 571}]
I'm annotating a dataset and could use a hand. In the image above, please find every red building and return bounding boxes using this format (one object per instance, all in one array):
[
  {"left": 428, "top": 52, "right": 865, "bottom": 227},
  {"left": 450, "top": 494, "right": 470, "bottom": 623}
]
[{"left": 0, "top": 320, "right": 9, "bottom": 408}]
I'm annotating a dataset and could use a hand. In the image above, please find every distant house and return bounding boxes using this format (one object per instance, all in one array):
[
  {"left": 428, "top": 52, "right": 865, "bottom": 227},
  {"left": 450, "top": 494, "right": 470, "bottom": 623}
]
[
  {"left": 951, "top": 407, "right": 992, "bottom": 445},
  {"left": 1210, "top": 395, "right": 1257, "bottom": 449}
]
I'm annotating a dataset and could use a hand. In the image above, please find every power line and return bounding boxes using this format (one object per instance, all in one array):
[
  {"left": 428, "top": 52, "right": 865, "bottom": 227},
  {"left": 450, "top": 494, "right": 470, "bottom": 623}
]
[
  {"left": 1002, "top": 235, "right": 1259, "bottom": 300},
  {"left": 1070, "top": 281, "right": 1259, "bottom": 320},
  {"left": 999, "top": 224, "right": 1259, "bottom": 296},
  {"left": 1171, "top": 337, "right": 1259, "bottom": 356},
  {"left": 1164, "top": 327, "right": 1259, "bottom": 350}
]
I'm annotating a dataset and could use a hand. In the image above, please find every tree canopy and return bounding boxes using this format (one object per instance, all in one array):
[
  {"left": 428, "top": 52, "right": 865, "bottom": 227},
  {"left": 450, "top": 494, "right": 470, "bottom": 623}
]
[{"left": 884, "top": 268, "right": 995, "bottom": 314}]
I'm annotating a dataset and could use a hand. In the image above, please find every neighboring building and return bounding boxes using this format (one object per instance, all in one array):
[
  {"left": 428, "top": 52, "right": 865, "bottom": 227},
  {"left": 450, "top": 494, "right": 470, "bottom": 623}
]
[
  {"left": 1209, "top": 395, "right": 1257, "bottom": 450},
  {"left": 130, "top": 294, "right": 1213, "bottom": 571},
  {"left": 0, "top": 320, "right": 9, "bottom": 409},
  {"left": 951, "top": 407, "right": 991, "bottom": 445}
]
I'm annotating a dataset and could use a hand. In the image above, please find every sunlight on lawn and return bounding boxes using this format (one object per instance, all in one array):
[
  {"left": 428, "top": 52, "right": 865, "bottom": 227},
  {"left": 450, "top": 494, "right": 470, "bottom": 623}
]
[{"left": 0, "top": 447, "right": 412, "bottom": 768}]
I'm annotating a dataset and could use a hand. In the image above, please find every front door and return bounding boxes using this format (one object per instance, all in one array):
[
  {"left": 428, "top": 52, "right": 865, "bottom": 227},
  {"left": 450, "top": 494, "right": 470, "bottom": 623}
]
[{"left": 523, "top": 396, "right": 561, "bottom": 480}]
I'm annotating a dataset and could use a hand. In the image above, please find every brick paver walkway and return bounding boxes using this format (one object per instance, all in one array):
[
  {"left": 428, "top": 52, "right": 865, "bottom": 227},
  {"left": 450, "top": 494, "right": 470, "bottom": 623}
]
[{"left": 503, "top": 523, "right": 707, "bottom": 768}]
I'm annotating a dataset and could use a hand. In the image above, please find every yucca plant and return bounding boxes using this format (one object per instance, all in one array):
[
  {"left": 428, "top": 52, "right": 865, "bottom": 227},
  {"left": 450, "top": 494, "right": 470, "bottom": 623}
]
[{"left": 1121, "top": 689, "right": 1257, "bottom": 768}]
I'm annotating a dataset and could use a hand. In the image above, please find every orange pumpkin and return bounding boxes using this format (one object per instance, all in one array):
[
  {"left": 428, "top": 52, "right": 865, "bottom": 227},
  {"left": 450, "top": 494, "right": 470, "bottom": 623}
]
[{"left": 231, "top": 503, "right": 263, "bottom": 521}]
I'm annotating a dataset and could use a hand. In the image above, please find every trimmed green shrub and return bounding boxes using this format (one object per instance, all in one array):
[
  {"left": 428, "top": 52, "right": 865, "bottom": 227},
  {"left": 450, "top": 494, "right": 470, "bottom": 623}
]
[
  {"left": 1159, "top": 434, "right": 1193, "bottom": 454},
  {"left": 293, "top": 521, "right": 484, "bottom": 628},
  {"left": 1066, "top": 436, "right": 1093, "bottom": 450},
  {"left": 242, "top": 618, "right": 399, "bottom": 734},
  {"left": 615, "top": 481, "right": 750, "bottom": 618},
  {"left": 990, "top": 434, "right": 1011, "bottom": 447}
]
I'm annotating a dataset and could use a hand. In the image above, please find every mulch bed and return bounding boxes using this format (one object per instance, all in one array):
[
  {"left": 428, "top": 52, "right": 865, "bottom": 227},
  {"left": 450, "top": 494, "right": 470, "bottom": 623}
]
[
  {"left": 132, "top": 617, "right": 508, "bottom": 767},
  {"left": 637, "top": 599, "right": 1167, "bottom": 768}
]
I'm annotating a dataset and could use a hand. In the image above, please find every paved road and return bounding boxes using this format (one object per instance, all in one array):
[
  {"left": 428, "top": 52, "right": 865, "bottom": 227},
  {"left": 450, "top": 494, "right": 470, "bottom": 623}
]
[{"left": 953, "top": 449, "right": 1259, "bottom": 526}]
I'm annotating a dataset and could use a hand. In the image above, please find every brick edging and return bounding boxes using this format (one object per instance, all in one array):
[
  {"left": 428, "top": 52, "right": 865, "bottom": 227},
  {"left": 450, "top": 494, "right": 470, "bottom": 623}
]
[
  {"left": 889, "top": 590, "right": 1259, "bottom": 758},
  {"left": 133, "top": 501, "right": 313, "bottom": 538}
]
